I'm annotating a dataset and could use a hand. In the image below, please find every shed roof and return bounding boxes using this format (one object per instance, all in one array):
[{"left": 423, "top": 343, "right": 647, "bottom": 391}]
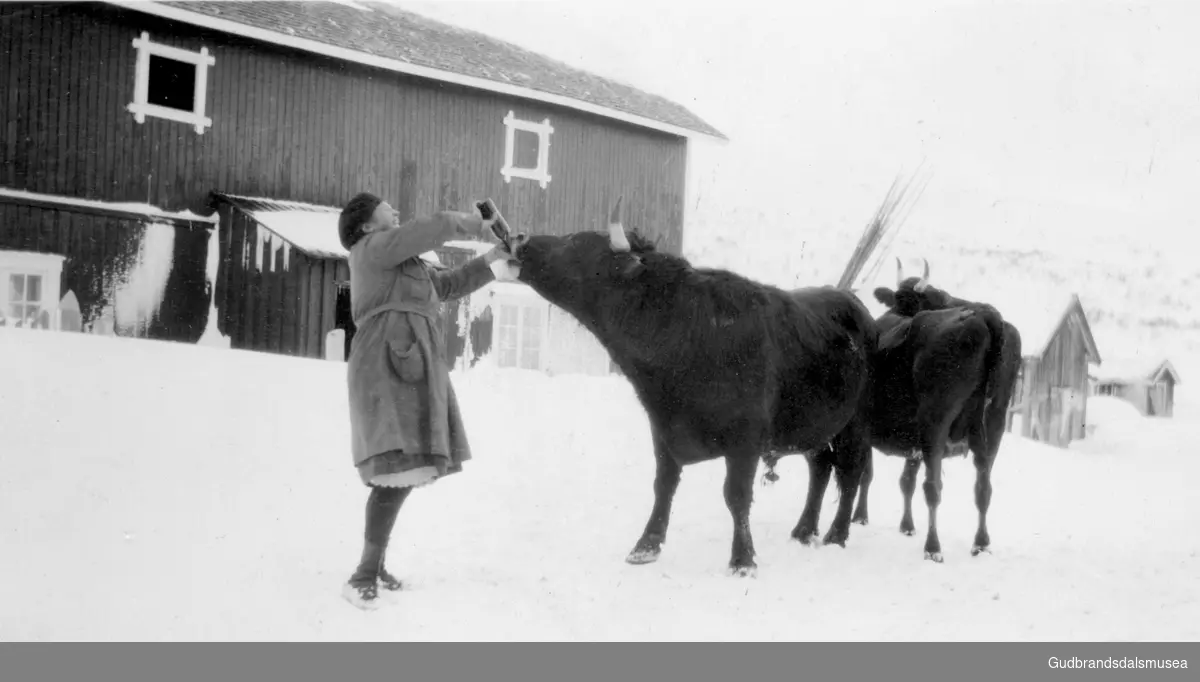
[
  {"left": 104, "top": 0, "right": 725, "bottom": 141},
  {"left": 989, "top": 292, "right": 1101, "bottom": 363},
  {"left": 211, "top": 193, "right": 486, "bottom": 263},
  {"left": 1091, "top": 357, "right": 1182, "bottom": 385}
]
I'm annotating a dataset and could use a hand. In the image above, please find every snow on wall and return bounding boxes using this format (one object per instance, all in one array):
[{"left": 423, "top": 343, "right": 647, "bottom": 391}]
[
  {"left": 197, "top": 228, "right": 231, "bottom": 350},
  {"left": 111, "top": 223, "right": 175, "bottom": 335}
]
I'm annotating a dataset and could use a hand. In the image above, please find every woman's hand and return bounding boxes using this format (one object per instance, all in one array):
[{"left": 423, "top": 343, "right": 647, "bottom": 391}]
[
  {"left": 483, "top": 244, "right": 513, "bottom": 264},
  {"left": 484, "top": 244, "right": 521, "bottom": 281},
  {"left": 469, "top": 205, "right": 502, "bottom": 243}
]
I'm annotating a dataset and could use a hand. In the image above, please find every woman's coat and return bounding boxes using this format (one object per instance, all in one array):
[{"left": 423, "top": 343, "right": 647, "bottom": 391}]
[{"left": 346, "top": 213, "right": 496, "bottom": 483}]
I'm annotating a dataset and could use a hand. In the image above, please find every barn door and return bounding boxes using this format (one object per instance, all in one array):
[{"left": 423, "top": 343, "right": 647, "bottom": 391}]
[{"left": 335, "top": 284, "right": 354, "bottom": 361}]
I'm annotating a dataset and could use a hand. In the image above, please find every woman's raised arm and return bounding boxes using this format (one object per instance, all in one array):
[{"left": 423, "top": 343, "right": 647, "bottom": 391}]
[{"left": 362, "top": 212, "right": 491, "bottom": 268}]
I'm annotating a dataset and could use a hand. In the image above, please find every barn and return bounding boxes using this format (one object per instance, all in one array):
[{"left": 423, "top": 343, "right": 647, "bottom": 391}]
[
  {"left": 1003, "top": 293, "right": 1103, "bottom": 448},
  {"left": 1, "top": 1, "right": 723, "bottom": 368},
  {"left": 1090, "top": 358, "right": 1181, "bottom": 418}
]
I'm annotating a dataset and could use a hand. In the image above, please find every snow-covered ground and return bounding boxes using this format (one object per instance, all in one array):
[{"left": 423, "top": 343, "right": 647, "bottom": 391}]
[{"left": 1, "top": 326, "right": 1197, "bottom": 641}]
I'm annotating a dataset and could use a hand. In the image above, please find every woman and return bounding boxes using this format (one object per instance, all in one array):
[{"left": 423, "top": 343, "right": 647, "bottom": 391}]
[{"left": 337, "top": 192, "right": 518, "bottom": 609}]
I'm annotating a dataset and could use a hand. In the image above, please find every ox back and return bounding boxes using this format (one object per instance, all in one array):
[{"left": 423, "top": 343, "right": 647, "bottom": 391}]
[
  {"left": 853, "top": 273, "right": 1022, "bottom": 563},
  {"left": 869, "top": 307, "right": 995, "bottom": 458},
  {"left": 510, "top": 220, "right": 876, "bottom": 574}
]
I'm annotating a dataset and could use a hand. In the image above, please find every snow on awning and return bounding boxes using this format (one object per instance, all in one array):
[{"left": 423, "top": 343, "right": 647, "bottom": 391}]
[
  {"left": 215, "top": 193, "right": 487, "bottom": 265},
  {"left": 0, "top": 186, "right": 217, "bottom": 225},
  {"left": 243, "top": 207, "right": 349, "bottom": 260}
]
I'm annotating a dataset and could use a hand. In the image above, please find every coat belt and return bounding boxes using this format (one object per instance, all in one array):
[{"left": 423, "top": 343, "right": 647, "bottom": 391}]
[{"left": 353, "top": 302, "right": 441, "bottom": 329}]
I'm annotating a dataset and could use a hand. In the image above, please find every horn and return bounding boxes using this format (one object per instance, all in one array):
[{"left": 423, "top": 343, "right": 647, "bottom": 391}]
[
  {"left": 895, "top": 257, "right": 904, "bottom": 288},
  {"left": 914, "top": 258, "right": 931, "bottom": 292},
  {"left": 608, "top": 196, "right": 630, "bottom": 252}
]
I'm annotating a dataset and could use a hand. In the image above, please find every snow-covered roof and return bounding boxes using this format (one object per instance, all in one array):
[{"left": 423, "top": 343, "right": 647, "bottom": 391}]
[
  {"left": 1091, "top": 357, "right": 1182, "bottom": 384},
  {"left": 213, "top": 193, "right": 484, "bottom": 264},
  {"left": 245, "top": 208, "right": 349, "bottom": 260},
  {"left": 0, "top": 186, "right": 217, "bottom": 225},
  {"left": 954, "top": 288, "right": 1100, "bottom": 362}
]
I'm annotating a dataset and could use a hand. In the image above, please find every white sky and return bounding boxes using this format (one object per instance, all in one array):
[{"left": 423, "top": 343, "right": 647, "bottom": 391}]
[{"left": 392, "top": 0, "right": 1200, "bottom": 256}]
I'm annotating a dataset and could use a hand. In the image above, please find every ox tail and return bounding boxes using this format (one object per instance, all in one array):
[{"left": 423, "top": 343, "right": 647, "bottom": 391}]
[{"left": 976, "top": 304, "right": 1007, "bottom": 455}]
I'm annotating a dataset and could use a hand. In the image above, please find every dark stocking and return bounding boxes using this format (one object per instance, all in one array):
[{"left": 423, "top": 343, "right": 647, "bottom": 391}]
[{"left": 349, "top": 485, "right": 410, "bottom": 587}]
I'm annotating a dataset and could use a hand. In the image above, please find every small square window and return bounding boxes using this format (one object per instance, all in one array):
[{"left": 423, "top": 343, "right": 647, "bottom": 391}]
[
  {"left": 501, "top": 111, "right": 553, "bottom": 189},
  {"left": 127, "top": 32, "right": 215, "bottom": 134},
  {"left": 513, "top": 129, "right": 541, "bottom": 170},
  {"left": 147, "top": 55, "right": 198, "bottom": 112}
]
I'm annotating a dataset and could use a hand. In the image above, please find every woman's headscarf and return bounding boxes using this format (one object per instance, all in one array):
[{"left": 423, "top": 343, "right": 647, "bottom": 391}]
[{"left": 339, "top": 192, "right": 383, "bottom": 250}]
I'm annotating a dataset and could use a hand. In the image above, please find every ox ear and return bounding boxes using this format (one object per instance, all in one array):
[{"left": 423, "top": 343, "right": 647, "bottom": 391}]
[{"left": 873, "top": 287, "right": 896, "bottom": 307}]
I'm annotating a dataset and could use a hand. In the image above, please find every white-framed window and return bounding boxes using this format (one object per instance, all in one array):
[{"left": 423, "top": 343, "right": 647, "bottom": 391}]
[
  {"left": 501, "top": 111, "right": 553, "bottom": 189},
  {"left": 495, "top": 301, "right": 546, "bottom": 370},
  {"left": 127, "top": 31, "right": 215, "bottom": 134},
  {"left": 546, "top": 307, "right": 612, "bottom": 377},
  {"left": 0, "top": 250, "right": 65, "bottom": 329}
]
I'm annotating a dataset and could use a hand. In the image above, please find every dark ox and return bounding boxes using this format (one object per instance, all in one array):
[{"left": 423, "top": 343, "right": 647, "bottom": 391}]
[
  {"left": 508, "top": 199, "right": 876, "bottom": 575},
  {"left": 850, "top": 258, "right": 1022, "bottom": 562}
]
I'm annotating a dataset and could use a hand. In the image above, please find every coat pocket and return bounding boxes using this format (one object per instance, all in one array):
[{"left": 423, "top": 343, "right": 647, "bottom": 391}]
[{"left": 387, "top": 340, "right": 426, "bottom": 383}]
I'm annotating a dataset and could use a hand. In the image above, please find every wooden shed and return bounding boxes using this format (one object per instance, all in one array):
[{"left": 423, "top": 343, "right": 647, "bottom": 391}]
[
  {"left": 1090, "top": 358, "right": 1181, "bottom": 418},
  {"left": 208, "top": 192, "right": 482, "bottom": 364},
  {"left": 1004, "top": 293, "right": 1103, "bottom": 448}
]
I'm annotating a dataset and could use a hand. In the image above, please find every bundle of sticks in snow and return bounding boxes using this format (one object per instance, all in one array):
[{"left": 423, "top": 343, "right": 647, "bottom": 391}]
[{"left": 834, "top": 165, "right": 933, "bottom": 292}]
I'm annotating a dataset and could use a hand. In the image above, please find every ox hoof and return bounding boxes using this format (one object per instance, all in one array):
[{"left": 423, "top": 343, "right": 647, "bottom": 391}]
[
  {"left": 793, "top": 531, "right": 821, "bottom": 547},
  {"left": 821, "top": 531, "right": 848, "bottom": 548},
  {"left": 971, "top": 545, "right": 992, "bottom": 557},
  {"left": 924, "top": 551, "right": 944, "bottom": 563},
  {"left": 625, "top": 548, "right": 661, "bottom": 565},
  {"left": 901, "top": 528, "right": 916, "bottom": 537},
  {"left": 852, "top": 517, "right": 869, "bottom": 526},
  {"left": 729, "top": 564, "right": 758, "bottom": 578}
]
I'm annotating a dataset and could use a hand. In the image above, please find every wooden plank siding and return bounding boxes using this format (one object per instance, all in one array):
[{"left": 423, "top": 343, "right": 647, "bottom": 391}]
[
  {"left": 2, "top": 3, "right": 689, "bottom": 254},
  {"left": 211, "top": 208, "right": 349, "bottom": 360},
  {"left": 0, "top": 200, "right": 212, "bottom": 338},
  {"left": 1007, "top": 308, "right": 1095, "bottom": 446}
]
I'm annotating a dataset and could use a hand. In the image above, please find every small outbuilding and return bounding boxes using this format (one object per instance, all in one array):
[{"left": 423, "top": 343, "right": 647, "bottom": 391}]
[
  {"left": 1090, "top": 358, "right": 1181, "bottom": 418},
  {"left": 1003, "top": 293, "right": 1103, "bottom": 448}
]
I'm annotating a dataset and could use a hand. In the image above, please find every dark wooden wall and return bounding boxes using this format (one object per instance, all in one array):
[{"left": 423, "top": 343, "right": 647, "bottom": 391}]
[
  {"left": 3, "top": 2, "right": 689, "bottom": 254},
  {"left": 213, "top": 205, "right": 346, "bottom": 358},
  {"left": 0, "top": 200, "right": 211, "bottom": 339}
]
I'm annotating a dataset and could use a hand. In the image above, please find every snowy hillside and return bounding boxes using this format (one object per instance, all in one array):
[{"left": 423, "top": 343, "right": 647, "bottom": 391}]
[
  {"left": 681, "top": 179, "right": 1200, "bottom": 383},
  {"left": 1, "top": 327, "right": 1197, "bottom": 641}
]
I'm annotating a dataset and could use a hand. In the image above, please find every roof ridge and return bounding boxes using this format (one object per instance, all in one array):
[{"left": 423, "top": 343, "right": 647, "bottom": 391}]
[
  {"left": 364, "top": 1, "right": 685, "bottom": 108},
  {"left": 131, "top": 0, "right": 725, "bottom": 139}
]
